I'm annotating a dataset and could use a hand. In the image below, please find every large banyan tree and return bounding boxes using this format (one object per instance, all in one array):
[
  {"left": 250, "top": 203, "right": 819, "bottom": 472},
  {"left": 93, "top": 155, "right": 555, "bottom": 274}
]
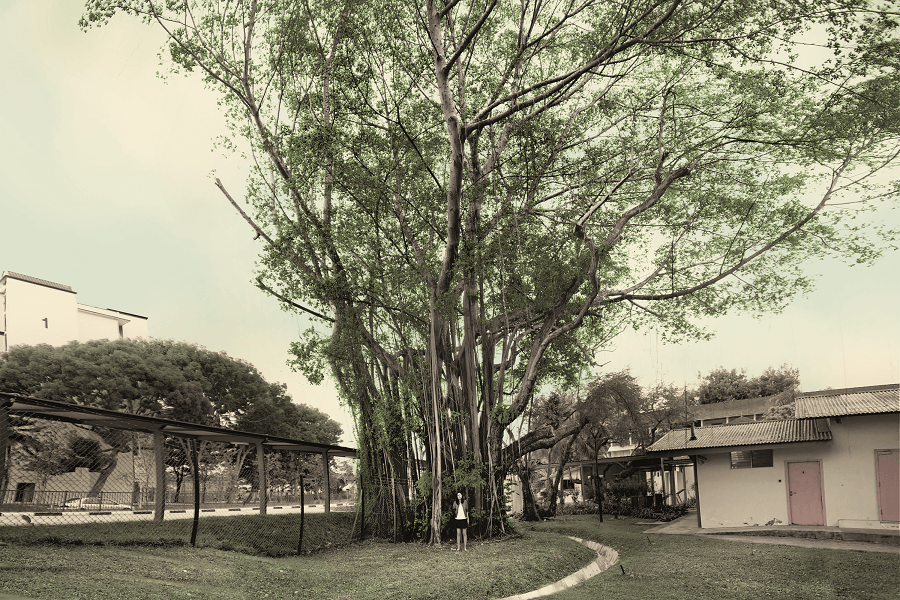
[{"left": 81, "top": 0, "right": 898, "bottom": 542}]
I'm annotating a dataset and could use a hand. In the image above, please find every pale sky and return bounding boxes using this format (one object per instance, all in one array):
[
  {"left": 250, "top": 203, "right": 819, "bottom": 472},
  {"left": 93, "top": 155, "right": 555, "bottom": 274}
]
[{"left": 1, "top": 2, "right": 897, "bottom": 449}]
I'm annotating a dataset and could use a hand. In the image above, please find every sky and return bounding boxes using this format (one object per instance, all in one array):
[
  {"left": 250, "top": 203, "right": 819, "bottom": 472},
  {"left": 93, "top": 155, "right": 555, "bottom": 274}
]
[{"left": 1, "top": 2, "right": 898, "bottom": 449}]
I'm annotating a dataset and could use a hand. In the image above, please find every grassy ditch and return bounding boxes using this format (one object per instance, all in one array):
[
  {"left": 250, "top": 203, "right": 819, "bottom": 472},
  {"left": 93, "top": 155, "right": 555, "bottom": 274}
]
[
  {"left": 0, "top": 529, "right": 596, "bottom": 600},
  {"left": 528, "top": 515, "right": 900, "bottom": 600}
]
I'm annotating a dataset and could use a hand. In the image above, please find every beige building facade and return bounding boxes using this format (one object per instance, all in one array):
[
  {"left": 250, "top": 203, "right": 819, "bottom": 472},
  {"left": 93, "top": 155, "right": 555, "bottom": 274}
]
[{"left": 0, "top": 271, "right": 148, "bottom": 353}]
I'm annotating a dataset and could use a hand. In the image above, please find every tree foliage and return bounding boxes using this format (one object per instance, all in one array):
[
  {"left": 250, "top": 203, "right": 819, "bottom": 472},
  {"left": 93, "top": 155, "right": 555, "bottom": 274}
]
[
  {"left": 523, "top": 370, "right": 685, "bottom": 519},
  {"left": 0, "top": 339, "right": 342, "bottom": 493},
  {"left": 81, "top": 0, "right": 900, "bottom": 541},
  {"left": 697, "top": 364, "right": 800, "bottom": 404}
]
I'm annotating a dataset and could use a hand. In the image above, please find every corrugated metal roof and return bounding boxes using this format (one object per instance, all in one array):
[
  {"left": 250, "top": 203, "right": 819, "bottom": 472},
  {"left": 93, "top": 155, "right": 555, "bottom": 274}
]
[
  {"left": 647, "top": 419, "right": 832, "bottom": 454},
  {"left": 0, "top": 392, "right": 357, "bottom": 457},
  {"left": 691, "top": 395, "right": 778, "bottom": 420},
  {"left": 2, "top": 271, "right": 75, "bottom": 293},
  {"left": 796, "top": 386, "right": 899, "bottom": 418}
]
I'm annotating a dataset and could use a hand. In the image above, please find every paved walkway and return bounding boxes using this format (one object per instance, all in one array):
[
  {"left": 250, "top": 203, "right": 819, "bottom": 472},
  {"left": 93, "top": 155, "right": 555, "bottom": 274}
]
[
  {"left": 497, "top": 537, "right": 618, "bottom": 600},
  {"left": 0, "top": 502, "right": 353, "bottom": 527},
  {"left": 645, "top": 511, "right": 899, "bottom": 554}
]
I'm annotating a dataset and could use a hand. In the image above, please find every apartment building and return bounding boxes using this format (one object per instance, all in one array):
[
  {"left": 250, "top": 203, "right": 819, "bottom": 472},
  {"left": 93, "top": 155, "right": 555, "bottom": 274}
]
[{"left": 0, "top": 271, "right": 148, "bottom": 352}]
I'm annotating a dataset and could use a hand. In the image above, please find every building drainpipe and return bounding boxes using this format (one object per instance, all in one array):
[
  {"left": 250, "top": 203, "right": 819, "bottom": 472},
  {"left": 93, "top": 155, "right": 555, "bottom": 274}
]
[{"left": 692, "top": 454, "right": 702, "bottom": 529}]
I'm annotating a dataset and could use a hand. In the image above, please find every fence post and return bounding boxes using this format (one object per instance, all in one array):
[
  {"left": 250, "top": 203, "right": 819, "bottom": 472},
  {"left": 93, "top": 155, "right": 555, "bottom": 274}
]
[
  {"left": 0, "top": 402, "right": 8, "bottom": 495},
  {"left": 257, "top": 441, "right": 267, "bottom": 515},
  {"left": 153, "top": 430, "right": 165, "bottom": 520},
  {"left": 322, "top": 451, "right": 330, "bottom": 514},
  {"left": 190, "top": 439, "right": 200, "bottom": 546},
  {"left": 297, "top": 475, "right": 304, "bottom": 555}
]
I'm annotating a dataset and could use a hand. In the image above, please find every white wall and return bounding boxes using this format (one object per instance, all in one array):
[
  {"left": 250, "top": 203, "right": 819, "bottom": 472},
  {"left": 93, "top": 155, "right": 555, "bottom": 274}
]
[
  {"left": 697, "top": 414, "right": 900, "bottom": 528},
  {"left": 121, "top": 315, "right": 149, "bottom": 340},
  {"left": 823, "top": 414, "right": 899, "bottom": 527},
  {"left": 1, "top": 275, "right": 149, "bottom": 350},
  {"left": 76, "top": 308, "right": 122, "bottom": 342},
  {"left": 3, "top": 277, "right": 79, "bottom": 348}
]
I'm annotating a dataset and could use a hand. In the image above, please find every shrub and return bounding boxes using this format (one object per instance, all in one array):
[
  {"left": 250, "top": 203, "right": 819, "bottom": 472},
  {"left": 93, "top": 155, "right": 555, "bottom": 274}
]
[
  {"left": 554, "top": 502, "right": 600, "bottom": 516},
  {"left": 605, "top": 475, "right": 648, "bottom": 499}
]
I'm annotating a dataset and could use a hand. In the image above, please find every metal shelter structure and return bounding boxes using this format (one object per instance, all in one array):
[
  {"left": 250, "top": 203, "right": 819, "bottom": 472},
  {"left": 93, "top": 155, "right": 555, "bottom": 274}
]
[{"left": 0, "top": 392, "right": 356, "bottom": 545}]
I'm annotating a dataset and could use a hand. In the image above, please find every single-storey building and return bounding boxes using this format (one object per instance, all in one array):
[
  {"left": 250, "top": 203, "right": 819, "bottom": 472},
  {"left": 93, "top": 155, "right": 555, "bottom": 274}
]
[{"left": 647, "top": 384, "right": 899, "bottom": 529}]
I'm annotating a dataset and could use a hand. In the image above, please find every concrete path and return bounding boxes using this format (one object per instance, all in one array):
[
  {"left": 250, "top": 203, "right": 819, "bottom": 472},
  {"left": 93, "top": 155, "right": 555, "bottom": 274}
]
[
  {"left": 0, "top": 502, "right": 354, "bottom": 527},
  {"left": 497, "top": 537, "right": 618, "bottom": 600},
  {"left": 645, "top": 512, "right": 899, "bottom": 554}
]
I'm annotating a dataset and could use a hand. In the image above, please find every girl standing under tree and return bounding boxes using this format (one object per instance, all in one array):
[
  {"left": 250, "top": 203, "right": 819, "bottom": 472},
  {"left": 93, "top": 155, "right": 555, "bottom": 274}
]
[{"left": 451, "top": 491, "right": 468, "bottom": 551}]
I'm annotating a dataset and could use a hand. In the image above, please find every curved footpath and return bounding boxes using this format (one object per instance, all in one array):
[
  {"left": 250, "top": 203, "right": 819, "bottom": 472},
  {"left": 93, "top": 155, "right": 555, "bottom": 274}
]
[{"left": 497, "top": 537, "right": 618, "bottom": 600}]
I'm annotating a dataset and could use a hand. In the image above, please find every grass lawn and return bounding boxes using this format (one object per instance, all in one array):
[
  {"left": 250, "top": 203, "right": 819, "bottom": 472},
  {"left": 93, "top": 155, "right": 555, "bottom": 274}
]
[
  {"left": 0, "top": 524, "right": 595, "bottom": 600},
  {"left": 0, "top": 512, "right": 359, "bottom": 556},
  {"left": 1, "top": 514, "right": 897, "bottom": 600},
  {"left": 528, "top": 515, "right": 900, "bottom": 600}
]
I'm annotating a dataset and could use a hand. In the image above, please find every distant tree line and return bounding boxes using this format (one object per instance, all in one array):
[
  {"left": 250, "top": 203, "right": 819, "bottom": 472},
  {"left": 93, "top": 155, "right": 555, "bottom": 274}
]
[{"left": 520, "top": 364, "right": 801, "bottom": 519}]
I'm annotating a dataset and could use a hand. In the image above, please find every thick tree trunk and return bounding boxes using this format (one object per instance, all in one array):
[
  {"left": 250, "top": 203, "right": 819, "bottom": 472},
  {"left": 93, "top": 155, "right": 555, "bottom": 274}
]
[
  {"left": 519, "top": 461, "right": 541, "bottom": 521},
  {"left": 547, "top": 429, "right": 581, "bottom": 516},
  {"left": 87, "top": 451, "right": 119, "bottom": 496}
]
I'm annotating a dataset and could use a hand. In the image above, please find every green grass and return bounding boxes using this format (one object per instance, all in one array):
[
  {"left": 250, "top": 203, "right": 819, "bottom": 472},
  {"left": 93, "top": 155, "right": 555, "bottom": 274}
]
[
  {"left": 0, "top": 512, "right": 357, "bottom": 556},
  {"left": 0, "top": 529, "right": 596, "bottom": 600},
  {"left": 2, "top": 514, "right": 897, "bottom": 599},
  {"left": 528, "top": 515, "right": 900, "bottom": 600}
]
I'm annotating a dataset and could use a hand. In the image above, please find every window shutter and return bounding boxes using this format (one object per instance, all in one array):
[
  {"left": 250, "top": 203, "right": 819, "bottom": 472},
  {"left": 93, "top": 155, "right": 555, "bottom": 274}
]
[
  {"left": 750, "top": 450, "right": 773, "bottom": 468},
  {"left": 730, "top": 451, "right": 751, "bottom": 469}
]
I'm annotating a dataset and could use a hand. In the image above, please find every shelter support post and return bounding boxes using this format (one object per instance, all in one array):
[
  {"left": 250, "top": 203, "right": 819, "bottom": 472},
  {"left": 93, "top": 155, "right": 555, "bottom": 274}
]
[
  {"left": 190, "top": 439, "right": 200, "bottom": 546},
  {"left": 0, "top": 404, "right": 8, "bottom": 497},
  {"left": 257, "top": 441, "right": 267, "bottom": 515},
  {"left": 153, "top": 430, "right": 165, "bottom": 521},
  {"left": 659, "top": 458, "right": 667, "bottom": 506},
  {"left": 692, "top": 455, "right": 702, "bottom": 529},
  {"left": 297, "top": 475, "right": 305, "bottom": 555},
  {"left": 322, "top": 451, "right": 330, "bottom": 513}
]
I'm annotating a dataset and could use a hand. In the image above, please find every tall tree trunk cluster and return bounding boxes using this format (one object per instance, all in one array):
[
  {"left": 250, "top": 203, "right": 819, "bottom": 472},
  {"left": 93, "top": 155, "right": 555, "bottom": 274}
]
[{"left": 80, "top": 0, "right": 900, "bottom": 542}]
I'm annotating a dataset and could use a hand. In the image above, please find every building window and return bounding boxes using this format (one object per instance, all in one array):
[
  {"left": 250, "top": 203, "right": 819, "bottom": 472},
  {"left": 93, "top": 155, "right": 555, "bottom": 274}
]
[
  {"left": 15, "top": 482, "right": 36, "bottom": 503},
  {"left": 731, "top": 450, "right": 773, "bottom": 469},
  {"left": 706, "top": 418, "right": 726, "bottom": 426},
  {"left": 562, "top": 479, "right": 575, "bottom": 490}
]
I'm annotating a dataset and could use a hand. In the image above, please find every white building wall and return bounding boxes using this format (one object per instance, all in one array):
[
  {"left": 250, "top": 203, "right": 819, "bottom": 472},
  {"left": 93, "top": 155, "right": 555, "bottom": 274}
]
[
  {"left": 697, "top": 414, "right": 900, "bottom": 528},
  {"left": 76, "top": 308, "right": 122, "bottom": 342},
  {"left": 121, "top": 314, "right": 149, "bottom": 340},
  {"left": 3, "top": 277, "right": 79, "bottom": 349},
  {"left": 0, "top": 272, "right": 149, "bottom": 350},
  {"left": 822, "top": 414, "right": 899, "bottom": 528}
]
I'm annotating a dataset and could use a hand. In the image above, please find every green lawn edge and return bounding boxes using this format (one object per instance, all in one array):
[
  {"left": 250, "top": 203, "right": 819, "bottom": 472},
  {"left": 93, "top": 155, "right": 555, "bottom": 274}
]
[{"left": 527, "top": 515, "right": 900, "bottom": 600}]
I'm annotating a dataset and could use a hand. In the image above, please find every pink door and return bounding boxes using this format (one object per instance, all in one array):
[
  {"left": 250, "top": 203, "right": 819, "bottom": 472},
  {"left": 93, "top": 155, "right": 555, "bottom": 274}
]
[
  {"left": 788, "top": 461, "right": 824, "bottom": 525},
  {"left": 876, "top": 451, "right": 899, "bottom": 523}
]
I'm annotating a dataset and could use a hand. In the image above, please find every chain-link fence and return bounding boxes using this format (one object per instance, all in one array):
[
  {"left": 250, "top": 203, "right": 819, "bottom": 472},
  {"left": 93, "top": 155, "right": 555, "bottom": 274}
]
[
  {"left": 0, "top": 395, "right": 360, "bottom": 556},
  {"left": 364, "top": 476, "right": 418, "bottom": 541}
]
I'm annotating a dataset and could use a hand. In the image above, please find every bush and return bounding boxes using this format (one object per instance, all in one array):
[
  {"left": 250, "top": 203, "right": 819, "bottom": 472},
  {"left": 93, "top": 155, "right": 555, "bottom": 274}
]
[
  {"left": 554, "top": 502, "right": 600, "bottom": 516},
  {"left": 602, "top": 494, "right": 694, "bottom": 521},
  {"left": 605, "top": 476, "right": 648, "bottom": 499}
]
